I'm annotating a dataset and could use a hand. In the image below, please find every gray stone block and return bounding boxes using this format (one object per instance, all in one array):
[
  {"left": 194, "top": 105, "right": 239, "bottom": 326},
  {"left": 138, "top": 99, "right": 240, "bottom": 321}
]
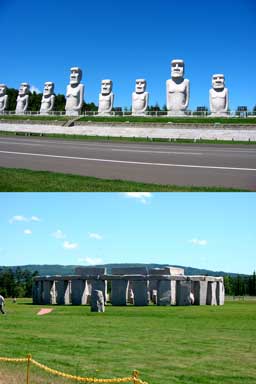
[
  {"left": 112, "top": 267, "right": 148, "bottom": 275},
  {"left": 132, "top": 280, "right": 148, "bottom": 306},
  {"left": 71, "top": 279, "right": 87, "bottom": 305},
  {"left": 157, "top": 280, "right": 172, "bottom": 306},
  {"left": 216, "top": 281, "right": 225, "bottom": 305},
  {"left": 192, "top": 280, "right": 207, "bottom": 305},
  {"left": 75, "top": 267, "right": 106, "bottom": 276},
  {"left": 56, "top": 280, "right": 71, "bottom": 305},
  {"left": 91, "top": 290, "right": 105, "bottom": 312},
  {"left": 42, "top": 280, "right": 52, "bottom": 304},
  {"left": 111, "top": 279, "right": 129, "bottom": 305},
  {"left": 176, "top": 280, "right": 192, "bottom": 306},
  {"left": 207, "top": 282, "right": 217, "bottom": 305},
  {"left": 91, "top": 279, "right": 107, "bottom": 303}
]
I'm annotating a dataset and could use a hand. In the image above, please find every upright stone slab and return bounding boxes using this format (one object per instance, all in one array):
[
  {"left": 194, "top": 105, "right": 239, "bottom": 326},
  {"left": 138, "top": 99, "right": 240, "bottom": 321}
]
[
  {"left": 111, "top": 279, "right": 129, "bottom": 305},
  {"left": 176, "top": 280, "right": 192, "bottom": 306},
  {"left": 157, "top": 280, "right": 172, "bottom": 306},
  {"left": 207, "top": 282, "right": 217, "bottom": 305},
  {"left": 91, "top": 279, "right": 107, "bottom": 303},
  {"left": 91, "top": 290, "right": 105, "bottom": 312},
  {"left": 132, "top": 279, "right": 148, "bottom": 306},
  {"left": 191, "top": 280, "right": 208, "bottom": 305},
  {"left": 42, "top": 280, "right": 52, "bottom": 304},
  {"left": 32, "top": 280, "right": 40, "bottom": 304},
  {"left": 112, "top": 267, "right": 148, "bottom": 299},
  {"left": 71, "top": 279, "right": 87, "bottom": 305},
  {"left": 56, "top": 280, "right": 71, "bottom": 305},
  {"left": 50, "top": 281, "right": 57, "bottom": 304},
  {"left": 216, "top": 281, "right": 225, "bottom": 305},
  {"left": 75, "top": 267, "right": 107, "bottom": 303}
]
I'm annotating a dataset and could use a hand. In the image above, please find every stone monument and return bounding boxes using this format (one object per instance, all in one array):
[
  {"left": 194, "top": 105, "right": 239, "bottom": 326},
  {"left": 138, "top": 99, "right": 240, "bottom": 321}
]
[
  {"left": 15, "top": 83, "right": 30, "bottom": 114},
  {"left": 65, "top": 67, "right": 84, "bottom": 116},
  {"left": 91, "top": 290, "right": 105, "bottom": 312},
  {"left": 0, "top": 84, "right": 8, "bottom": 113},
  {"left": 132, "top": 79, "right": 149, "bottom": 116},
  {"left": 166, "top": 59, "right": 190, "bottom": 116},
  {"left": 98, "top": 79, "right": 114, "bottom": 115},
  {"left": 40, "top": 82, "right": 55, "bottom": 115},
  {"left": 209, "top": 74, "right": 228, "bottom": 116}
]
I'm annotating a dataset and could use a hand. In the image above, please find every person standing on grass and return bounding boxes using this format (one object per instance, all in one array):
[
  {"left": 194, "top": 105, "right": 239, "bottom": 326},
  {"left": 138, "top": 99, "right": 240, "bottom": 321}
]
[{"left": 0, "top": 294, "right": 5, "bottom": 314}]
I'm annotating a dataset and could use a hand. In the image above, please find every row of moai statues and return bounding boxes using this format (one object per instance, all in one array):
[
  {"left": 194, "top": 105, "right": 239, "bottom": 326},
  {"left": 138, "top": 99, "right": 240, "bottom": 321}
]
[
  {"left": 0, "top": 60, "right": 229, "bottom": 117},
  {"left": 32, "top": 267, "right": 225, "bottom": 311}
]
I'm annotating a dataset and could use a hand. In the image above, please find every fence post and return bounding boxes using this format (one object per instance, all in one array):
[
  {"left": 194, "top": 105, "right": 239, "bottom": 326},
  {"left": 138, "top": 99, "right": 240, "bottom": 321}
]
[
  {"left": 132, "top": 370, "right": 139, "bottom": 384},
  {"left": 26, "top": 354, "right": 32, "bottom": 384}
]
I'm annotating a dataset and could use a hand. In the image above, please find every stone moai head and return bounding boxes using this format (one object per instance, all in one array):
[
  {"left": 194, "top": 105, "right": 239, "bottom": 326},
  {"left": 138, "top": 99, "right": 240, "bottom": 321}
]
[
  {"left": 70, "top": 67, "right": 82, "bottom": 85},
  {"left": 101, "top": 79, "right": 112, "bottom": 95},
  {"left": 135, "top": 79, "right": 146, "bottom": 94},
  {"left": 18, "top": 83, "right": 30, "bottom": 95},
  {"left": 0, "top": 84, "right": 7, "bottom": 96},
  {"left": 212, "top": 74, "right": 225, "bottom": 90},
  {"left": 171, "top": 59, "right": 184, "bottom": 78},
  {"left": 43, "top": 81, "right": 54, "bottom": 96}
]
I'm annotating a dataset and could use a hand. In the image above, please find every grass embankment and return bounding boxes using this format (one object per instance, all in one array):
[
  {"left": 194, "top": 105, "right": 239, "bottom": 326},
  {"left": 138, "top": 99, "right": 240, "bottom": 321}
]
[
  {"left": 0, "top": 167, "right": 245, "bottom": 192},
  {"left": 1, "top": 114, "right": 256, "bottom": 124},
  {"left": 0, "top": 299, "right": 256, "bottom": 384}
]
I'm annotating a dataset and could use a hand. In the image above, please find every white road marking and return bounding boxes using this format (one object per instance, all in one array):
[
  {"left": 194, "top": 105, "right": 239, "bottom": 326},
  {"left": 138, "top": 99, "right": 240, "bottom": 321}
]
[
  {"left": 0, "top": 150, "right": 256, "bottom": 172},
  {"left": 111, "top": 148, "right": 203, "bottom": 155}
]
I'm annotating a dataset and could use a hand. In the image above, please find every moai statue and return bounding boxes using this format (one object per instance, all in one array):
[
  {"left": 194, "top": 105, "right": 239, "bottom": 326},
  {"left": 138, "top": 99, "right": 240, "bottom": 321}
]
[
  {"left": 0, "top": 84, "right": 8, "bottom": 113},
  {"left": 91, "top": 290, "right": 105, "bottom": 312},
  {"left": 132, "top": 79, "right": 149, "bottom": 116},
  {"left": 65, "top": 67, "right": 84, "bottom": 116},
  {"left": 209, "top": 74, "right": 229, "bottom": 116},
  {"left": 166, "top": 59, "right": 190, "bottom": 116},
  {"left": 40, "top": 82, "right": 55, "bottom": 115},
  {"left": 98, "top": 79, "right": 114, "bottom": 115},
  {"left": 16, "top": 83, "right": 30, "bottom": 114}
]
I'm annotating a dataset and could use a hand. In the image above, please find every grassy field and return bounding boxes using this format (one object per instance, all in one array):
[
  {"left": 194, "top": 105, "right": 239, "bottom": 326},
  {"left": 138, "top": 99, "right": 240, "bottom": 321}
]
[
  {"left": 0, "top": 167, "right": 245, "bottom": 192},
  {"left": 0, "top": 299, "right": 256, "bottom": 384}
]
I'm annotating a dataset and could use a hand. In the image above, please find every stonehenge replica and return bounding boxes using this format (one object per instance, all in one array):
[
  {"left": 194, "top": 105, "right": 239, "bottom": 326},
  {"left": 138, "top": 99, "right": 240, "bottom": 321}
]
[
  {"left": 98, "top": 79, "right": 114, "bottom": 116},
  {"left": 0, "top": 61, "right": 233, "bottom": 117},
  {"left": 132, "top": 79, "right": 149, "bottom": 116},
  {"left": 65, "top": 67, "right": 84, "bottom": 116},
  {"left": 40, "top": 81, "right": 55, "bottom": 115},
  {"left": 32, "top": 266, "right": 225, "bottom": 310}
]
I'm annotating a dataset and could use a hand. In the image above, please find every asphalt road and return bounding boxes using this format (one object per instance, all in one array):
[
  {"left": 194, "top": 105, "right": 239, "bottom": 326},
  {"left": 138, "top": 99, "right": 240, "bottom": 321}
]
[{"left": 0, "top": 136, "right": 256, "bottom": 190}]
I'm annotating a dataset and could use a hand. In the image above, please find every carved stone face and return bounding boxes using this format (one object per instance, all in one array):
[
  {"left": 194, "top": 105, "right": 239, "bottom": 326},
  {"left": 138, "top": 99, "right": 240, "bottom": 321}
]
[
  {"left": 0, "top": 84, "right": 6, "bottom": 96},
  {"left": 70, "top": 67, "right": 82, "bottom": 85},
  {"left": 135, "top": 79, "right": 146, "bottom": 93},
  {"left": 101, "top": 79, "right": 112, "bottom": 95},
  {"left": 19, "top": 83, "right": 29, "bottom": 95},
  {"left": 171, "top": 60, "right": 184, "bottom": 78},
  {"left": 43, "top": 82, "right": 54, "bottom": 96},
  {"left": 212, "top": 74, "right": 225, "bottom": 90}
]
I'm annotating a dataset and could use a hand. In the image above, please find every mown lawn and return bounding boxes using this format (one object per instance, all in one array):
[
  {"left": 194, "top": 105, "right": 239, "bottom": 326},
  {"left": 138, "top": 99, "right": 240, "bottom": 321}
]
[
  {"left": 0, "top": 300, "right": 256, "bottom": 384},
  {"left": 0, "top": 168, "right": 245, "bottom": 192}
]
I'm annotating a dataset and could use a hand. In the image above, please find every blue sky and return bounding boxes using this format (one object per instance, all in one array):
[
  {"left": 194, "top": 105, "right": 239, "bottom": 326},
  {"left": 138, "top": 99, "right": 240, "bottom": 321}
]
[
  {"left": 0, "top": 193, "right": 255, "bottom": 274},
  {"left": 1, "top": 0, "right": 256, "bottom": 110}
]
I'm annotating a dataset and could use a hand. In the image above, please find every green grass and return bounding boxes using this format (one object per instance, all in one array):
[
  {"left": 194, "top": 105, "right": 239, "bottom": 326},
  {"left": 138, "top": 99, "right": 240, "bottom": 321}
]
[
  {"left": 0, "top": 167, "right": 246, "bottom": 192},
  {"left": 1, "top": 114, "right": 256, "bottom": 124},
  {"left": 0, "top": 299, "right": 256, "bottom": 384}
]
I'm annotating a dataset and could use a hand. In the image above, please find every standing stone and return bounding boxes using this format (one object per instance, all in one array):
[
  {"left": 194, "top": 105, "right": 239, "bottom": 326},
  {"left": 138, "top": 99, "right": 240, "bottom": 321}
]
[
  {"left": 50, "top": 281, "right": 57, "bottom": 304},
  {"left": 176, "top": 280, "right": 192, "bottom": 306},
  {"left": 75, "top": 267, "right": 107, "bottom": 304},
  {"left": 65, "top": 67, "right": 84, "bottom": 116},
  {"left": 0, "top": 84, "right": 8, "bottom": 113},
  {"left": 216, "top": 281, "right": 225, "bottom": 305},
  {"left": 56, "top": 280, "right": 71, "bottom": 305},
  {"left": 157, "top": 280, "right": 172, "bottom": 306},
  {"left": 207, "top": 282, "right": 217, "bottom": 305},
  {"left": 91, "top": 279, "right": 107, "bottom": 303},
  {"left": 166, "top": 59, "right": 190, "bottom": 116},
  {"left": 132, "top": 279, "right": 148, "bottom": 306},
  {"left": 71, "top": 279, "right": 87, "bottom": 305},
  {"left": 91, "top": 290, "right": 105, "bottom": 312},
  {"left": 192, "top": 280, "right": 208, "bottom": 305},
  {"left": 42, "top": 280, "right": 52, "bottom": 304},
  {"left": 111, "top": 279, "right": 129, "bottom": 305}
]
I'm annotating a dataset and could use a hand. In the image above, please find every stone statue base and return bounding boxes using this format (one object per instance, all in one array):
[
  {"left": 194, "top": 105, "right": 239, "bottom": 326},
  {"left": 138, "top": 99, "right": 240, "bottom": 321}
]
[
  {"left": 167, "top": 110, "right": 186, "bottom": 117},
  {"left": 210, "top": 112, "right": 228, "bottom": 117},
  {"left": 65, "top": 110, "right": 80, "bottom": 116},
  {"left": 98, "top": 112, "right": 112, "bottom": 116}
]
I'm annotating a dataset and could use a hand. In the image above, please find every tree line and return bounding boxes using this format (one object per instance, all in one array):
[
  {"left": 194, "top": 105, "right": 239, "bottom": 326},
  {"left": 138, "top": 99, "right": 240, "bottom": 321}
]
[{"left": 0, "top": 267, "right": 256, "bottom": 298}]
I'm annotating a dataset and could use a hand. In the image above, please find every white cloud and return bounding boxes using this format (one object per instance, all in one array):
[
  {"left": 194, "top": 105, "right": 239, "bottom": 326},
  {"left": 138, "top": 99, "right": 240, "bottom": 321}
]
[
  {"left": 123, "top": 192, "right": 152, "bottom": 204},
  {"left": 78, "top": 257, "right": 103, "bottom": 265},
  {"left": 24, "top": 229, "right": 32, "bottom": 235},
  {"left": 52, "top": 229, "right": 66, "bottom": 239},
  {"left": 88, "top": 232, "right": 103, "bottom": 240},
  {"left": 30, "top": 85, "right": 40, "bottom": 94},
  {"left": 9, "top": 215, "right": 41, "bottom": 224},
  {"left": 190, "top": 238, "right": 208, "bottom": 246},
  {"left": 63, "top": 241, "right": 79, "bottom": 250}
]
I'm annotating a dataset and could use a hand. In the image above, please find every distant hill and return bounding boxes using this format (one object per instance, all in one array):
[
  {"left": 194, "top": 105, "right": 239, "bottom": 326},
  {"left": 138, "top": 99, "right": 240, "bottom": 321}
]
[{"left": 0, "top": 263, "right": 246, "bottom": 277}]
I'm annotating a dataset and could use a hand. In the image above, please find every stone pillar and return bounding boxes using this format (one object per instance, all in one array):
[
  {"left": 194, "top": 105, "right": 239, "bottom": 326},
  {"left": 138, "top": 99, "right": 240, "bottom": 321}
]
[
  {"left": 133, "top": 280, "right": 148, "bottom": 306},
  {"left": 56, "top": 280, "right": 71, "bottom": 305},
  {"left": 207, "top": 282, "right": 217, "bottom": 305},
  {"left": 111, "top": 279, "right": 129, "bottom": 305},
  {"left": 71, "top": 279, "right": 87, "bottom": 305},
  {"left": 216, "top": 281, "right": 225, "bottom": 305},
  {"left": 157, "top": 280, "right": 172, "bottom": 306},
  {"left": 176, "top": 280, "right": 192, "bottom": 306},
  {"left": 32, "top": 280, "right": 42, "bottom": 304},
  {"left": 91, "top": 290, "right": 105, "bottom": 312},
  {"left": 91, "top": 279, "right": 107, "bottom": 303},
  {"left": 50, "top": 281, "right": 57, "bottom": 304},
  {"left": 192, "top": 280, "right": 208, "bottom": 305},
  {"left": 42, "top": 280, "right": 52, "bottom": 304}
]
